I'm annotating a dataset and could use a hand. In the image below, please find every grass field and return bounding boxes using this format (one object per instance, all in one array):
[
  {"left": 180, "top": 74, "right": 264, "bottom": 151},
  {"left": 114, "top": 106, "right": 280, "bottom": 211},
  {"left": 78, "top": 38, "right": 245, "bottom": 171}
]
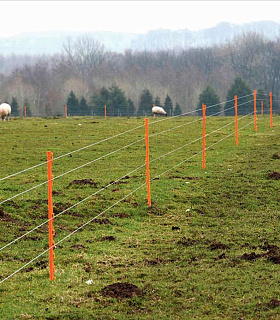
[{"left": 0, "top": 114, "right": 279, "bottom": 319}]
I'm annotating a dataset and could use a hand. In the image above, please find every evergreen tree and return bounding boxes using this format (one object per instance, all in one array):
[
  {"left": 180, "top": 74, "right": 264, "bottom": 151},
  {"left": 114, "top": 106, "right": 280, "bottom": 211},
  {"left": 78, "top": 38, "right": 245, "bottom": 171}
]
[
  {"left": 174, "top": 102, "right": 182, "bottom": 116},
  {"left": 197, "top": 85, "right": 221, "bottom": 116},
  {"left": 224, "top": 77, "right": 252, "bottom": 115},
  {"left": 164, "top": 95, "right": 173, "bottom": 116},
  {"left": 127, "top": 98, "right": 136, "bottom": 117},
  {"left": 92, "top": 85, "right": 129, "bottom": 117},
  {"left": 80, "top": 97, "right": 90, "bottom": 116},
  {"left": 154, "top": 96, "right": 162, "bottom": 107},
  {"left": 92, "top": 87, "right": 110, "bottom": 116},
  {"left": 137, "top": 89, "right": 153, "bottom": 116},
  {"left": 11, "top": 97, "right": 19, "bottom": 117},
  {"left": 66, "top": 91, "right": 80, "bottom": 116},
  {"left": 108, "top": 85, "right": 128, "bottom": 116}
]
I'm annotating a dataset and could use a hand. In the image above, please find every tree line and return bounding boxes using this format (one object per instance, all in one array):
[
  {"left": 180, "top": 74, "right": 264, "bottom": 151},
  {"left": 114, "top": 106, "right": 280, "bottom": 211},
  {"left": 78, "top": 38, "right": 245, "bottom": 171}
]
[{"left": 0, "top": 32, "right": 279, "bottom": 117}]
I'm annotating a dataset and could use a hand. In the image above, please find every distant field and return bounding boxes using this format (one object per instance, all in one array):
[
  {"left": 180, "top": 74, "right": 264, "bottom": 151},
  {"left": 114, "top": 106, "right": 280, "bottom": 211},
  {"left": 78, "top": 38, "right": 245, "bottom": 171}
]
[{"left": 0, "top": 115, "right": 279, "bottom": 319}]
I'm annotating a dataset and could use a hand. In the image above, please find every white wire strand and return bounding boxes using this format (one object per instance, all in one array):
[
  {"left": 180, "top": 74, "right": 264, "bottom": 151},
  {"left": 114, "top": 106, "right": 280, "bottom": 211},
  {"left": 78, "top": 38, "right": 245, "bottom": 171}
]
[
  {"left": 150, "top": 112, "right": 255, "bottom": 164},
  {"left": 0, "top": 137, "right": 145, "bottom": 206},
  {"left": 150, "top": 99, "right": 254, "bottom": 139},
  {"left": 0, "top": 160, "right": 147, "bottom": 252},
  {"left": 0, "top": 115, "right": 257, "bottom": 285},
  {"left": 151, "top": 118, "right": 255, "bottom": 181},
  {"left": 0, "top": 112, "right": 254, "bottom": 252},
  {"left": 0, "top": 93, "right": 256, "bottom": 183},
  {"left": 0, "top": 123, "right": 144, "bottom": 183},
  {"left": 0, "top": 99, "right": 254, "bottom": 206},
  {"left": 150, "top": 93, "right": 254, "bottom": 125},
  {"left": 0, "top": 181, "right": 147, "bottom": 285}
]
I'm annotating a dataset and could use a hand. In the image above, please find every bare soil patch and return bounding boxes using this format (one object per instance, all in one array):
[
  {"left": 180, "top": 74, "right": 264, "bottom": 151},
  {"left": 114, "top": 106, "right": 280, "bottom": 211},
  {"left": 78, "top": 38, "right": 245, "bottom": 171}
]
[
  {"left": 0, "top": 207, "right": 19, "bottom": 224},
  {"left": 52, "top": 190, "right": 62, "bottom": 196},
  {"left": 240, "top": 244, "right": 280, "bottom": 264},
  {"left": 241, "top": 252, "right": 261, "bottom": 261},
  {"left": 271, "top": 153, "right": 280, "bottom": 159},
  {"left": 267, "top": 172, "right": 280, "bottom": 180},
  {"left": 26, "top": 260, "right": 48, "bottom": 272},
  {"left": 209, "top": 241, "right": 229, "bottom": 250},
  {"left": 267, "top": 298, "right": 280, "bottom": 308},
  {"left": 94, "top": 218, "right": 113, "bottom": 225},
  {"left": 69, "top": 179, "right": 98, "bottom": 187},
  {"left": 111, "top": 212, "right": 131, "bottom": 218},
  {"left": 101, "top": 282, "right": 142, "bottom": 299},
  {"left": 100, "top": 236, "right": 116, "bottom": 241}
]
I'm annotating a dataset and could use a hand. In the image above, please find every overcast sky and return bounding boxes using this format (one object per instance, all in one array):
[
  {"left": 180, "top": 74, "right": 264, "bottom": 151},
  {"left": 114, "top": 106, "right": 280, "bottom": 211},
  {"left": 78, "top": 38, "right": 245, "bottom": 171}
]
[{"left": 1, "top": 1, "right": 280, "bottom": 37}]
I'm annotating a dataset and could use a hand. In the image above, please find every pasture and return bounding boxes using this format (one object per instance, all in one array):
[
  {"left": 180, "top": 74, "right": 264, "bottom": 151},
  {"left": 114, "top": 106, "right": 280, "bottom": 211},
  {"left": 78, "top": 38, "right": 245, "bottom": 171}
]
[{"left": 0, "top": 115, "right": 279, "bottom": 319}]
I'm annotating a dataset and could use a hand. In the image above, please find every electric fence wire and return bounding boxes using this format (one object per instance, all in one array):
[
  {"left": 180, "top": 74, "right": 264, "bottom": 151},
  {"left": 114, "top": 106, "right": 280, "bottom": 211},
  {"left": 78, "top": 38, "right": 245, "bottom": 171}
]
[
  {"left": 150, "top": 99, "right": 254, "bottom": 139},
  {"left": 0, "top": 136, "right": 146, "bottom": 206},
  {"left": 0, "top": 99, "right": 254, "bottom": 206},
  {"left": 0, "top": 111, "right": 255, "bottom": 252},
  {"left": 0, "top": 93, "right": 255, "bottom": 183},
  {"left": 0, "top": 116, "right": 256, "bottom": 285},
  {"left": 0, "top": 123, "right": 145, "bottom": 182},
  {"left": 150, "top": 93, "right": 254, "bottom": 126}
]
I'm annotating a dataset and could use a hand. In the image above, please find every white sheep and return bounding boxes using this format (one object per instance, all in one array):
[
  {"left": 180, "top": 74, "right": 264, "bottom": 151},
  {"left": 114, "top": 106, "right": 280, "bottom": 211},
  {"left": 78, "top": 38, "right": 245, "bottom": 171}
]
[
  {"left": 0, "top": 103, "right": 11, "bottom": 121},
  {"left": 152, "top": 105, "right": 167, "bottom": 117}
]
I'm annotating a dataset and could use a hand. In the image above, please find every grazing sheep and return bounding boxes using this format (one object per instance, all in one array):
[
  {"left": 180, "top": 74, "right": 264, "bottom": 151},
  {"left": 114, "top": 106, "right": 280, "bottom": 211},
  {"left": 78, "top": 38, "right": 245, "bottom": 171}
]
[
  {"left": 152, "top": 105, "right": 167, "bottom": 117},
  {"left": 0, "top": 103, "right": 11, "bottom": 121}
]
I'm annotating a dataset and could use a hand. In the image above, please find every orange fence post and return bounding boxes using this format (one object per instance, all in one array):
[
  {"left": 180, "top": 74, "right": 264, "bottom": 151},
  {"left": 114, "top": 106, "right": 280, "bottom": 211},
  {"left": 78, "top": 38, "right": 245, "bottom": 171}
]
[
  {"left": 202, "top": 104, "right": 206, "bottom": 170},
  {"left": 261, "top": 101, "right": 263, "bottom": 116},
  {"left": 105, "top": 105, "right": 107, "bottom": 118},
  {"left": 47, "top": 151, "right": 55, "bottom": 281},
  {"left": 24, "top": 106, "right": 27, "bottom": 118},
  {"left": 270, "top": 92, "right": 273, "bottom": 128},
  {"left": 234, "top": 95, "right": 238, "bottom": 146},
  {"left": 254, "top": 90, "right": 257, "bottom": 132},
  {"left": 65, "top": 105, "right": 68, "bottom": 118},
  {"left": 145, "top": 118, "right": 151, "bottom": 206}
]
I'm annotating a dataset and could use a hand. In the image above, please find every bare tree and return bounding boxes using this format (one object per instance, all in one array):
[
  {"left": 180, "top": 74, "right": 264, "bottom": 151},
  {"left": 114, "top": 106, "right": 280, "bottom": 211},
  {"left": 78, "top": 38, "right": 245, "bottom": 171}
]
[{"left": 63, "top": 36, "right": 108, "bottom": 88}]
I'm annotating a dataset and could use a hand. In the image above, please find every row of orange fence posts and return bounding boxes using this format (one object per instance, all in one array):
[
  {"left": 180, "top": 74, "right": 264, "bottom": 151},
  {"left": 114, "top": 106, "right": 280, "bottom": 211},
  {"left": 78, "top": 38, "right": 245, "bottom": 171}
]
[
  {"left": 22, "top": 92, "right": 277, "bottom": 119},
  {"left": 47, "top": 90, "right": 275, "bottom": 281}
]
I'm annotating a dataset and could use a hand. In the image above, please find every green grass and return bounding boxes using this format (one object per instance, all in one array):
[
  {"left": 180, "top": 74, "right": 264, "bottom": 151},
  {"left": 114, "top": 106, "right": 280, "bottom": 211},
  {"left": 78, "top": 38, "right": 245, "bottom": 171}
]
[{"left": 0, "top": 115, "right": 279, "bottom": 319}]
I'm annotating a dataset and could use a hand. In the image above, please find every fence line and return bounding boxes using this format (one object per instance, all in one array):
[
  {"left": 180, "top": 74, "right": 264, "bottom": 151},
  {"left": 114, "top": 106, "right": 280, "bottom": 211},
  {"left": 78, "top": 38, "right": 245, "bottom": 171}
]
[
  {"left": 0, "top": 112, "right": 255, "bottom": 255},
  {"left": 0, "top": 93, "right": 257, "bottom": 183},
  {"left": 0, "top": 123, "right": 145, "bottom": 183},
  {"left": 150, "top": 100, "right": 253, "bottom": 139},
  {"left": 0, "top": 115, "right": 259, "bottom": 284},
  {"left": 151, "top": 119, "right": 255, "bottom": 181},
  {"left": 0, "top": 100, "right": 255, "bottom": 206},
  {"left": 0, "top": 136, "right": 145, "bottom": 206},
  {"left": 0, "top": 112, "right": 254, "bottom": 252},
  {"left": 150, "top": 93, "right": 254, "bottom": 126},
  {"left": 0, "top": 182, "right": 147, "bottom": 285}
]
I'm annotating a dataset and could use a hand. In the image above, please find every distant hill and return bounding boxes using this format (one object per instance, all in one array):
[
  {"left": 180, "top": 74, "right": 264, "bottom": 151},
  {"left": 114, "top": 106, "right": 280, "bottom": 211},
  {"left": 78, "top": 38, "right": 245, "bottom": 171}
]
[{"left": 0, "top": 21, "right": 279, "bottom": 55}]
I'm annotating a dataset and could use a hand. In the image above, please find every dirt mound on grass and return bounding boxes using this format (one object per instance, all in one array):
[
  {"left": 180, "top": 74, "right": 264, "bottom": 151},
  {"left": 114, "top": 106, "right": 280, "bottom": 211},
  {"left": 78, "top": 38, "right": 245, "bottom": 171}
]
[
  {"left": 267, "top": 172, "right": 280, "bottom": 180},
  {"left": 241, "top": 252, "right": 261, "bottom": 261},
  {"left": 111, "top": 212, "right": 131, "bottom": 218},
  {"left": 69, "top": 179, "right": 98, "bottom": 187},
  {"left": 267, "top": 298, "right": 280, "bottom": 308},
  {"left": 271, "top": 153, "right": 280, "bottom": 159},
  {"left": 101, "top": 282, "right": 142, "bottom": 299},
  {"left": 209, "top": 241, "right": 229, "bottom": 250},
  {"left": 0, "top": 207, "right": 18, "bottom": 223},
  {"left": 94, "top": 218, "right": 113, "bottom": 225}
]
